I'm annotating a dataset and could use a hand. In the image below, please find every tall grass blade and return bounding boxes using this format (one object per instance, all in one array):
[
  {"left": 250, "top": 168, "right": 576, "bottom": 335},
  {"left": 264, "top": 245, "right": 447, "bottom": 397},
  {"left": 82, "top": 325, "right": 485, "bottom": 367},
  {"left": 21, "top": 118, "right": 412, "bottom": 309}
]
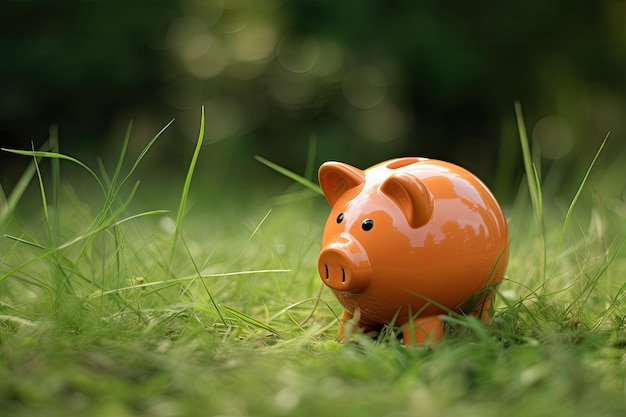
[
  {"left": 49, "top": 126, "right": 60, "bottom": 245},
  {"left": 0, "top": 137, "right": 58, "bottom": 228},
  {"left": 31, "top": 143, "right": 52, "bottom": 244},
  {"left": 514, "top": 101, "right": 543, "bottom": 223},
  {"left": 236, "top": 209, "right": 272, "bottom": 261},
  {"left": 590, "top": 215, "right": 626, "bottom": 330},
  {"left": 88, "top": 120, "right": 173, "bottom": 268},
  {"left": 0, "top": 209, "right": 168, "bottom": 283},
  {"left": 101, "top": 122, "right": 134, "bottom": 286},
  {"left": 254, "top": 155, "right": 323, "bottom": 195},
  {"left": 0, "top": 161, "right": 36, "bottom": 228},
  {"left": 2, "top": 235, "right": 46, "bottom": 249},
  {"left": 100, "top": 118, "right": 174, "bottom": 195},
  {"left": 57, "top": 210, "right": 169, "bottom": 251},
  {"left": 120, "top": 118, "right": 175, "bottom": 189},
  {"left": 178, "top": 230, "right": 227, "bottom": 325},
  {"left": 168, "top": 107, "right": 204, "bottom": 272},
  {"left": 268, "top": 297, "right": 336, "bottom": 322},
  {"left": 515, "top": 101, "right": 546, "bottom": 284},
  {"left": 176, "top": 108, "right": 204, "bottom": 230},
  {"left": 90, "top": 269, "right": 290, "bottom": 297},
  {"left": 111, "top": 121, "right": 131, "bottom": 191},
  {"left": 549, "top": 132, "right": 609, "bottom": 275},
  {"left": 1, "top": 149, "right": 105, "bottom": 195},
  {"left": 219, "top": 304, "right": 279, "bottom": 335}
]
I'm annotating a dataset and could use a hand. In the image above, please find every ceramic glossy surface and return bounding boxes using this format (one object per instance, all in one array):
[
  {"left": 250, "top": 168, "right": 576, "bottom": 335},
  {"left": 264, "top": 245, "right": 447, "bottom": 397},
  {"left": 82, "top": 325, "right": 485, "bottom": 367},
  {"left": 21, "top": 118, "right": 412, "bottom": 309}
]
[{"left": 318, "top": 157, "right": 509, "bottom": 343}]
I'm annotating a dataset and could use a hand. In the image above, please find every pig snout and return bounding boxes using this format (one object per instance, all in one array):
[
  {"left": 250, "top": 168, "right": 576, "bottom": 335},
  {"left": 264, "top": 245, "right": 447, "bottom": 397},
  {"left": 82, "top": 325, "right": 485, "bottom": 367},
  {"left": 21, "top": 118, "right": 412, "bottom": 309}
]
[{"left": 318, "top": 238, "right": 371, "bottom": 292}]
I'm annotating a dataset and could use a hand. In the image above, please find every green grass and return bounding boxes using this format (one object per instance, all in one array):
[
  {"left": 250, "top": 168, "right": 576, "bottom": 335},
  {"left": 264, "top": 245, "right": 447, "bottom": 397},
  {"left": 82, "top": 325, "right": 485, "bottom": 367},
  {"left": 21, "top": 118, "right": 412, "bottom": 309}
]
[{"left": 2, "top": 108, "right": 626, "bottom": 417}]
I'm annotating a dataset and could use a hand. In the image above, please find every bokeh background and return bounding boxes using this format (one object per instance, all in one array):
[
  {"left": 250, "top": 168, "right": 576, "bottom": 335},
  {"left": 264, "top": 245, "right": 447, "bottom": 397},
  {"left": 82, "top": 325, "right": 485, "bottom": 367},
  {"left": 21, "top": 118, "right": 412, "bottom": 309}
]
[{"left": 2, "top": 0, "right": 625, "bottom": 202}]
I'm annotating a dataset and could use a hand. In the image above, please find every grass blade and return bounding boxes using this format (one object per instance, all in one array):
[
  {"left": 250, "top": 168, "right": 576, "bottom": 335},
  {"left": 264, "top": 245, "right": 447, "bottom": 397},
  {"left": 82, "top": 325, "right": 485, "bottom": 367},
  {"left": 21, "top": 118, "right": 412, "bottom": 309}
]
[
  {"left": 515, "top": 101, "right": 547, "bottom": 284},
  {"left": 175, "top": 108, "right": 204, "bottom": 230},
  {"left": 0, "top": 137, "right": 58, "bottom": 228},
  {"left": 0, "top": 209, "right": 168, "bottom": 284},
  {"left": 0, "top": 160, "right": 36, "bottom": 228},
  {"left": 56, "top": 210, "right": 169, "bottom": 251},
  {"left": 119, "top": 118, "right": 175, "bottom": 189},
  {"left": 1, "top": 149, "right": 105, "bottom": 195},
  {"left": 49, "top": 126, "right": 61, "bottom": 245},
  {"left": 549, "top": 132, "right": 609, "bottom": 275},
  {"left": 107, "top": 120, "right": 132, "bottom": 198},
  {"left": 89, "top": 269, "right": 291, "bottom": 297},
  {"left": 254, "top": 155, "right": 323, "bottom": 195},
  {"left": 227, "top": 209, "right": 273, "bottom": 269},
  {"left": 177, "top": 230, "right": 227, "bottom": 325},
  {"left": 168, "top": 108, "right": 204, "bottom": 272},
  {"left": 514, "top": 101, "right": 543, "bottom": 223},
  {"left": 219, "top": 304, "right": 279, "bottom": 335},
  {"left": 31, "top": 143, "right": 51, "bottom": 243},
  {"left": 2, "top": 234, "right": 47, "bottom": 249}
]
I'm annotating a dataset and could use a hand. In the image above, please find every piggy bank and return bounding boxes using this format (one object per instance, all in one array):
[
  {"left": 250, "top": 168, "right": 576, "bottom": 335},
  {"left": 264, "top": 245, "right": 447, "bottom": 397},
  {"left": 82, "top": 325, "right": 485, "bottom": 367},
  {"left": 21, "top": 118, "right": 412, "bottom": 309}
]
[{"left": 317, "top": 157, "right": 509, "bottom": 343}]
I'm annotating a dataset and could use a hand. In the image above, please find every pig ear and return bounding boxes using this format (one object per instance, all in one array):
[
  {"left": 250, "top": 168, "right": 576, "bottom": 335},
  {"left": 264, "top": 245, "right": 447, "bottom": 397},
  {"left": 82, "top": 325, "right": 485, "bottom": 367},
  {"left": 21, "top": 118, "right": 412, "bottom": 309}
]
[
  {"left": 380, "top": 172, "right": 434, "bottom": 228},
  {"left": 318, "top": 162, "right": 365, "bottom": 206}
]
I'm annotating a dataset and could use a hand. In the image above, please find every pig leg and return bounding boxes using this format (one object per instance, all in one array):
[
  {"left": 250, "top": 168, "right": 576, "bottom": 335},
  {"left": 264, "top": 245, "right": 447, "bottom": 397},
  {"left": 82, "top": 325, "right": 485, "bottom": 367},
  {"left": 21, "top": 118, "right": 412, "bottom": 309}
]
[
  {"left": 467, "top": 291, "right": 495, "bottom": 322},
  {"left": 337, "top": 309, "right": 379, "bottom": 340},
  {"left": 402, "top": 316, "right": 445, "bottom": 344},
  {"left": 336, "top": 310, "right": 354, "bottom": 339}
]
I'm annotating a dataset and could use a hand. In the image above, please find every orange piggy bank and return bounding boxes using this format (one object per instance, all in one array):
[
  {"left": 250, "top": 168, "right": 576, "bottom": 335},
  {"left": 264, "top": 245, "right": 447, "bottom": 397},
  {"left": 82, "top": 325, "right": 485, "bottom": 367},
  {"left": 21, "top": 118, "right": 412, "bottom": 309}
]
[{"left": 317, "top": 157, "right": 509, "bottom": 344}]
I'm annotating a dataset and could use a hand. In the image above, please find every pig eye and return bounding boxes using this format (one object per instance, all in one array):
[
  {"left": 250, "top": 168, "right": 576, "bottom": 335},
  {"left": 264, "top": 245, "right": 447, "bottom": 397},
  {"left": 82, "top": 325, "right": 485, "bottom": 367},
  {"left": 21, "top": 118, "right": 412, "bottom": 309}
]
[
  {"left": 361, "top": 219, "right": 374, "bottom": 231},
  {"left": 336, "top": 212, "right": 344, "bottom": 224}
]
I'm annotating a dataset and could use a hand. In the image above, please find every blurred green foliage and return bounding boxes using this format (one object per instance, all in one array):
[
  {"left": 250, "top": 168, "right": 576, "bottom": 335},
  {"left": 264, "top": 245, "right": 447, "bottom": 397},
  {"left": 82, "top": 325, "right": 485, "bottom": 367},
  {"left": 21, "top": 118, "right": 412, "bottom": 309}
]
[{"left": 1, "top": 0, "right": 625, "bottom": 200}]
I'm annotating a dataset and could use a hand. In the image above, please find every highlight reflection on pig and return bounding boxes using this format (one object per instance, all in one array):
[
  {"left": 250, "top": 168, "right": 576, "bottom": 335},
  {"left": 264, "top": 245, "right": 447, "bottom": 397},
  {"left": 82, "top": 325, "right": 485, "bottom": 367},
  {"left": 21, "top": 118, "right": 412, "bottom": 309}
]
[{"left": 317, "top": 157, "right": 509, "bottom": 344}]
